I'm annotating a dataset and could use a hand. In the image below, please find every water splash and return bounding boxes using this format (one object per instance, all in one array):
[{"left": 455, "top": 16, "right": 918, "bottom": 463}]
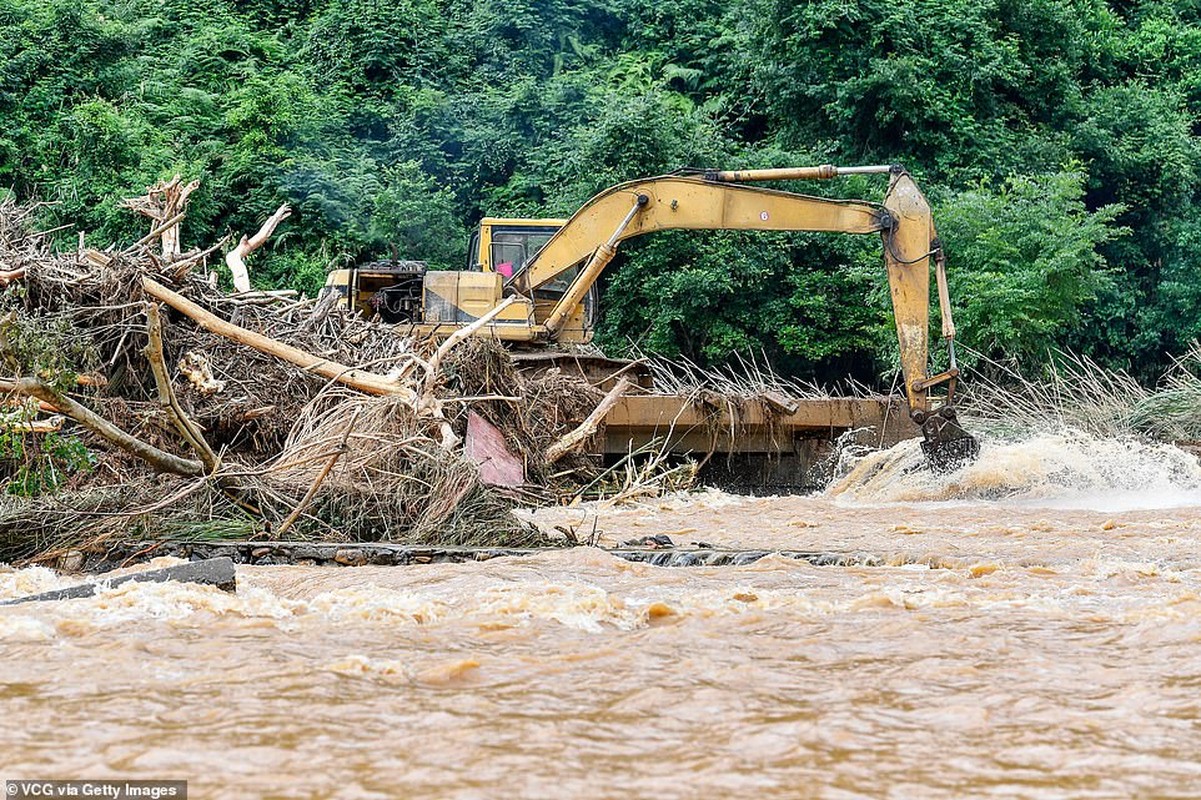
[{"left": 828, "top": 429, "right": 1201, "bottom": 510}]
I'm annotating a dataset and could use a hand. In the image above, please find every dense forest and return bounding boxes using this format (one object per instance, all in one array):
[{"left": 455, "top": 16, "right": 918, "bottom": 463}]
[{"left": 0, "top": 0, "right": 1197, "bottom": 384}]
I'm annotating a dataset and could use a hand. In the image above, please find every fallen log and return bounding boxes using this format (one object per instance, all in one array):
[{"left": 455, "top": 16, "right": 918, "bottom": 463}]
[
  {"left": 142, "top": 277, "right": 418, "bottom": 401},
  {"left": 0, "top": 557, "right": 237, "bottom": 606},
  {"left": 0, "top": 376, "right": 204, "bottom": 476}
]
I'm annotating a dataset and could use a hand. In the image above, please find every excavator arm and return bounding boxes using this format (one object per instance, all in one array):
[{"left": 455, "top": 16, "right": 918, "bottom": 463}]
[{"left": 510, "top": 164, "right": 978, "bottom": 469}]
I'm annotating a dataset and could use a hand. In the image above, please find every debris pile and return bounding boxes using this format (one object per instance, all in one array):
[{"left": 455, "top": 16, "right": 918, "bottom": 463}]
[{"left": 0, "top": 183, "right": 692, "bottom": 565}]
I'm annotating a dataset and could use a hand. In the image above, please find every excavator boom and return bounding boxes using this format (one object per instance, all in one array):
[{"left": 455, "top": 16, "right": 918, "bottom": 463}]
[
  {"left": 511, "top": 178, "right": 888, "bottom": 294},
  {"left": 510, "top": 164, "right": 978, "bottom": 469}
]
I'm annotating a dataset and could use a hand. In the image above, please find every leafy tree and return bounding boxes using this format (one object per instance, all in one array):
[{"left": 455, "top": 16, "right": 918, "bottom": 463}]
[
  {"left": 935, "top": 170, "right": 1125, "bottom": 367},
  {"left": 0, "top": 0, "right": 1196, "bottom": 387}
]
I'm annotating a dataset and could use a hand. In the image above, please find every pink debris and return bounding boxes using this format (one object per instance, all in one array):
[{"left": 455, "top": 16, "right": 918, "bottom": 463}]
[{"left": 465, "top": 411, "right": 525, "bottom": 486}]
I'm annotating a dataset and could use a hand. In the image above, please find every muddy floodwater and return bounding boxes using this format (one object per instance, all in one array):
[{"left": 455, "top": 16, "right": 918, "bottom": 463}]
[{"left": 5, "top": 433, "right": 1201, "bottom": 798}]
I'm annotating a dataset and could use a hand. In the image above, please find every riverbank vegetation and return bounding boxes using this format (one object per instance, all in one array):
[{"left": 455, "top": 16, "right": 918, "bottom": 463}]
[{"left": 1, "top": 0, "right": 1197, "bottom": 384}]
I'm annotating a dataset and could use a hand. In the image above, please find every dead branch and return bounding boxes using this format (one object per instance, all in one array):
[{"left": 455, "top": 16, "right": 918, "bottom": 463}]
[
  {"left": 121, "top": 175, "right": 199, "bottom": 258},
  {"left": 169, "top": 236, "right": 228, "bottom": 281},
  {"left": 299, "top": 288, "right": 341, "bottom": 333},
  {"left": 226, "top": 204, "right": 291, "bottom": 293},
  {"left": 3, "top": 397, "right": 59, "bottom": 414},
  {"left": 545, "top": 376, "right": 631, "bottom": 464},
  {"left": 144, "top": 303, "right": 218, "bottom": 472},
  {"left": 0, "top": 376, "right": 204, "bottom": 476},
  {"left": 143, "top": 277, "right": 417, "bottom": 400},
  {"left": 127, "top": 210, "right": 188, "bottom": 253},
  {"left": 0, "top": 416, "right": 63, "bottom": 434}
]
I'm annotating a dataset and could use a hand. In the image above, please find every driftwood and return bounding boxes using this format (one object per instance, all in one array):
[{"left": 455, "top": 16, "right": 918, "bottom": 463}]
[
  {"left": 168, "top": 237, "right": 227, "bottom": 281},
  {"left": 0, "top": 376, "right": 204, "bottom": 476},
  {"left": 142, "top": 277, "right": 418, "bottom": 400},
  {"left": 3, "top": 397, "right": 59, "bottom": 413},
  {"left": 226, "top": 204, "right": 291, "bottom": 292},
  {"left": 760, "top": 389, "right": 800, "bottom": 415},
  {"left": 144, "top": 303, "right": 218, "bottom": 472},
  {"left": 129, "top": 210, "right": 188, "bottom": 252},
  {"left": 545, "top": 376, "right": 631, "bottom": 464},
  {"left": 424, "top": 296, "right": 519, "bottom": 391},
  {"left": 141, "top": 277, "right": 502, "bottom": 451}
]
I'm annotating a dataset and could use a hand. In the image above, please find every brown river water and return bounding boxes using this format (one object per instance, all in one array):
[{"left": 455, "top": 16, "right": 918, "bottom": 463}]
[{"left": 5, "top": 431, "right": 1201, "bottom": 798}]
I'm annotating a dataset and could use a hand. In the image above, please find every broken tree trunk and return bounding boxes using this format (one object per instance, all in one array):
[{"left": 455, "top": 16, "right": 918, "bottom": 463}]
[
  {"left": 144, "top": 303, "right": 219, "bottom": 472},
  {"left": 142, "top": 277, "right": 418, "bottom": 400},
  {"left": 121, "top": 175, "right": 199, "bottom": 259},
  {"left": 545, "top": 376, "right": 631, "bottom": 464},
  {"left": 226, "top": 204, "right": 291, "bottom": 293}
]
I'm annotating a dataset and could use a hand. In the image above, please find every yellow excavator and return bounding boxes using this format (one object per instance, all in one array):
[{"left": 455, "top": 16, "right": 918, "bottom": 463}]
[{"left": 324, "top": 164, "right": 978, "bottom": 468}]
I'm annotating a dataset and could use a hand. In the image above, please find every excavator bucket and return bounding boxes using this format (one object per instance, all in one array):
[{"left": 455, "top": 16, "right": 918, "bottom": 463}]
[{"left": 918, "top": 407, "right": 980, "bottom": 472}]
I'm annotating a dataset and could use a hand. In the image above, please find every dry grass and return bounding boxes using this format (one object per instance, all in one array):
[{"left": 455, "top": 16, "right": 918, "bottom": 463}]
[
  {"left": 961, "top": 349, "right": 1149, "bottom": 438},
  {"left": 638, "top": 349, "right": 831, "bottom": 400},
  {"left": 959, "top": 345, "right": 1201, "bottom": 444}
]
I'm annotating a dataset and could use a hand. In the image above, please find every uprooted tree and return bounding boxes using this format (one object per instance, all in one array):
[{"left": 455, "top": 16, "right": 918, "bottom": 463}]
[{"left": 0, "top": 181, "right": 688, "bottom": 565}]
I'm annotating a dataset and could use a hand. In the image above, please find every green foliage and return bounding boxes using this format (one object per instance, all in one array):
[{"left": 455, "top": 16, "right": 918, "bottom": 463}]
[
  {"left": 0, "top": 428, "right": 95, "bottom": 497},
  {"left": 369, "top": 161, "right": 465, "bottom": 268},
  {"left": 0, "top": 0, "right": 1197, "bottom": 385},
  {"left": 598, "top": 230, "right": 888, "bottom": 380},
  {"left": 0, "top": 304, "right": 98, "bottom": 392},
  {"left": 935, "top": 170, "right": 1125, "bottom": 366}
]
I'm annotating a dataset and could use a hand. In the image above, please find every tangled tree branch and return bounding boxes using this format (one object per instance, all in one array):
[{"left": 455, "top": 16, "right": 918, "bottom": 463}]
[{"left": 0, "top": 377, "right": 204, "bottom": 477}]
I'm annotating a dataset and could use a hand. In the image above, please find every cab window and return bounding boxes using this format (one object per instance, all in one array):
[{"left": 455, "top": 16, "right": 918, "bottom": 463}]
[
  {"left": 465, "top": 229, "right": 481, "bottom": 270},
  {"left": 489, "top": 229, "right": 556, "bottom": 277}
]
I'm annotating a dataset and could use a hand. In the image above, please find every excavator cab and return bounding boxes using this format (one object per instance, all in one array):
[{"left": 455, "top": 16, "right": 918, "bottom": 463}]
[
  {"left": 470, "top": 219, "right": 562, "bottom": 276},
  {"left": 471, "top": 218, "right": 598, "bottom": 342}
]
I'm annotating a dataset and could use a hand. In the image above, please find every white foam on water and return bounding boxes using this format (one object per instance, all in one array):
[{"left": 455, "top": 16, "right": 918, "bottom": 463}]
[
  {"left": 0, "top": 564, "right": 84, "bottom": 601},
  {"left": 829, "top": 430, "right": 1201, "bottom": 510}
]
